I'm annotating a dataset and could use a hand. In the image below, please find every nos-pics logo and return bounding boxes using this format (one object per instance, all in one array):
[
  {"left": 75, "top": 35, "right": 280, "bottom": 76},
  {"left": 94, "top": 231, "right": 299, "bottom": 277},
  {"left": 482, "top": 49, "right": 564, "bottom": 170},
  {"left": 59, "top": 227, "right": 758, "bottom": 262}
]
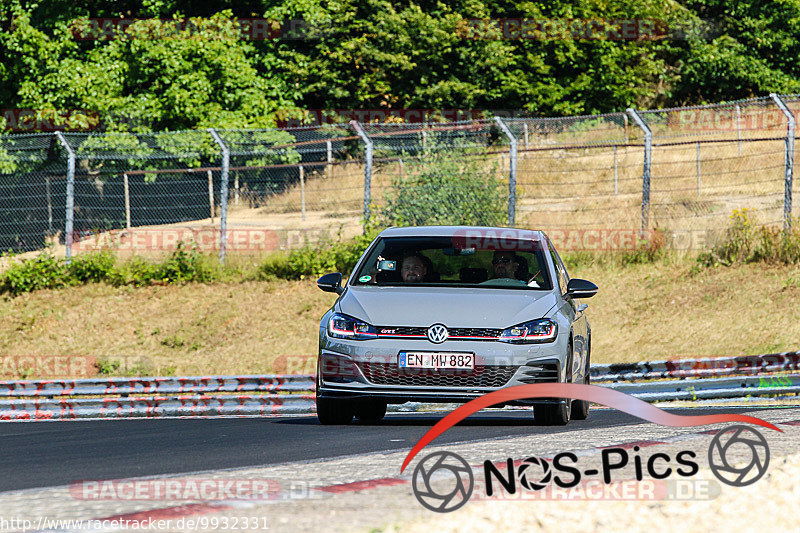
[{"left": 411, "top": 425, "right": 770, "bottom": 513}]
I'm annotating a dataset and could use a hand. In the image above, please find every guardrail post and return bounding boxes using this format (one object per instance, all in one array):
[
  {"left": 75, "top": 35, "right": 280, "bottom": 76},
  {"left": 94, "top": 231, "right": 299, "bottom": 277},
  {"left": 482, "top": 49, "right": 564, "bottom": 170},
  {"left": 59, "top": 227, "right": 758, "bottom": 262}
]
[
  {"left": 626, "top": 108, "right": 652, "bottom": 234},
  {"left": 55, "top": 132, "right": 75, "bottom": 263},
  {"left": 350, "top": 120, "right": 373, "bottom": 231},
  {"left": 771, "top": 93, "right": 794, "bottom": 231},
  {"left": 495, "top": 117, "right": 518, "bottom": 227},
  {"left": 208, "top": 128, "right": 230, "bottom": 263}
]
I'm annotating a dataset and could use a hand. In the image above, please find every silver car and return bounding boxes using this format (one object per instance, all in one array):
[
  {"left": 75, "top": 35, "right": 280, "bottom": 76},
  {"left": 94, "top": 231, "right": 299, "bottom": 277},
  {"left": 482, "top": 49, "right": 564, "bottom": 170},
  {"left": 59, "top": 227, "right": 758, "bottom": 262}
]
[{"left": 315, "top": 226, "right": 597, "bottom": 425}]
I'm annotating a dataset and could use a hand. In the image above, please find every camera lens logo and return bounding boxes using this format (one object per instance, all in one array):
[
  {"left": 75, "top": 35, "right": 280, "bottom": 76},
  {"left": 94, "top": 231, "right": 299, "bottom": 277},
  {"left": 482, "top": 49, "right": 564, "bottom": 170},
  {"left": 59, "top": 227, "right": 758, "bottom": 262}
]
[
  {"left": 517, "top": 456, "right": 552, "bottom": 491},
  {"left": 411, "top": 451, "right": 473, "bottom": 513},
  {"left": 708, "top": 425, "right": 770, "bottom": 487}
]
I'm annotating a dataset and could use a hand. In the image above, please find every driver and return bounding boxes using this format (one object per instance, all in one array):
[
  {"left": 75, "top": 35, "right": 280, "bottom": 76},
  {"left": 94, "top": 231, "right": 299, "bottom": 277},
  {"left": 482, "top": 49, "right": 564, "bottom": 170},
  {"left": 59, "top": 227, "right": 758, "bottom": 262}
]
[
  {"left": 401, "top": 253, "right": 428, "bottom": 283},
  {"left": 491, "top": 251, "right": 520, "bottom": 279}
]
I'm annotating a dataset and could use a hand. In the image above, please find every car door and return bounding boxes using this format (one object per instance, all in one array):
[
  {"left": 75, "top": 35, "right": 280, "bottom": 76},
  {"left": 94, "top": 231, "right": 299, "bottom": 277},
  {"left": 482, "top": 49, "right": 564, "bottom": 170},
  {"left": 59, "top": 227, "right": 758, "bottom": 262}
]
[{"left": 547, "top": 238, "right": 589, "bottom": 382}]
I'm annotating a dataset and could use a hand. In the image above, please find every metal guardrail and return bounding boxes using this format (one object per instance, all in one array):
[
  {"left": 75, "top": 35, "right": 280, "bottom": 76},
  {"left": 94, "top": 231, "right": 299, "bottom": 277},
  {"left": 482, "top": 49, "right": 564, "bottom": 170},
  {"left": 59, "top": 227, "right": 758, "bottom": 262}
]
[
  {"left": 1, "top": 352, "right": 798, "bottom": 421},
  {"left": 0, "top": 374, "right": 313, "bottom": 397},
  {"left": 0, "top": 395, "right": 316, "bottom": 421},
  {"left": 591, "top": 351, "right": 800, "bottom": 381}
]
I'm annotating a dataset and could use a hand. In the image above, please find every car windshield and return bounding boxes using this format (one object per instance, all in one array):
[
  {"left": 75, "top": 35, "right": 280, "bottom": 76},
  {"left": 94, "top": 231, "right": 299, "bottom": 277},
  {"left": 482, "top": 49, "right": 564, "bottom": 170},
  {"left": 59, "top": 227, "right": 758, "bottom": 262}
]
[{"left": 352, "top": 236, "right": 553, "bottom": 290}]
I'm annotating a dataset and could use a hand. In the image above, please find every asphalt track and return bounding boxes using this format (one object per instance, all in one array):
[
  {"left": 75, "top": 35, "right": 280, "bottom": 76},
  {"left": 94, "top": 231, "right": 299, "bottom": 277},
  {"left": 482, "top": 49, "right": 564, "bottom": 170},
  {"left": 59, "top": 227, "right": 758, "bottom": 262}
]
[{"left": 0, "top": 405, "right": 785, "bottom": 493}]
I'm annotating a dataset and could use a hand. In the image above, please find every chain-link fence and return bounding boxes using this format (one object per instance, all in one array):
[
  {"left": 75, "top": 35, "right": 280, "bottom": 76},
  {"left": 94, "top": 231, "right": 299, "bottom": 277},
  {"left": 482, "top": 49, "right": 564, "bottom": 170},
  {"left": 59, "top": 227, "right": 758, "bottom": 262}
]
[{"left": 1, "top": 95, "right": 797, "bottom": 262}]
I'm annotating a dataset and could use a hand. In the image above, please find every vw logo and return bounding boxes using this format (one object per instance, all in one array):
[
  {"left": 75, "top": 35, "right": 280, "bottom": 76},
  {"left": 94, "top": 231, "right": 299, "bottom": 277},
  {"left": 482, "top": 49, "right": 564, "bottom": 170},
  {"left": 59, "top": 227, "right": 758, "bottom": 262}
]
[
  {"left": 427, "top": 324, "right": 449, "bottom": 344},
  {"left": 708, "top": 425, "right": 770, "bottom": 487},
  {"left": 411, "top": 451, "right": 473, "bottom": 513}
]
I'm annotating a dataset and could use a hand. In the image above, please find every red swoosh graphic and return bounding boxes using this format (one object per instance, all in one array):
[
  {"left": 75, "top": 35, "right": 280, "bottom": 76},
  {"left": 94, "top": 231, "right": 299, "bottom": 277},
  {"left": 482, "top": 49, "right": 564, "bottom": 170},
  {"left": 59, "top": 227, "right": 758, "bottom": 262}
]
[{"left": 400, "top": 383, "right": 781, "bottom": 473}]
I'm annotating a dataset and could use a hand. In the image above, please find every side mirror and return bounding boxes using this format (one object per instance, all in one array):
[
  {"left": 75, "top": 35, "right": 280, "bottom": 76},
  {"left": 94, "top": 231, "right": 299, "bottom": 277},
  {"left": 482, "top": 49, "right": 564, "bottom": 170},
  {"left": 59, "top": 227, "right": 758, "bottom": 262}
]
[
  {"left": 317, "top": 272, "right": 344, "bottom": 294},
  {"left": 566, "top": 278, "right": 598, "bottom": 299}
]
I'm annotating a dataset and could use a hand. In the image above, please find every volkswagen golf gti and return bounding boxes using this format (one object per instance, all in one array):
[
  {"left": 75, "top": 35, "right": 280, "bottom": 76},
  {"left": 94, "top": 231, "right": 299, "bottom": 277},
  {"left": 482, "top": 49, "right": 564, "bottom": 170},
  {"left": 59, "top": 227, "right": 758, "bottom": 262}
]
[{"left": 315, "top": 226, "right": 597, "bottom": 425}]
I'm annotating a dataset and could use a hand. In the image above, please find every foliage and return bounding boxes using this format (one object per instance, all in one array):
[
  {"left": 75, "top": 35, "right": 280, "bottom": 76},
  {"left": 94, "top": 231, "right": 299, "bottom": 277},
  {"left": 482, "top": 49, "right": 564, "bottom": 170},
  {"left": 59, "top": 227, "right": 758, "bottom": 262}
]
[
  {"left": 4, "top": 0, "right": 800, "bottom": 131},
  {"left": 375, "top": 142, "right": 506, "bottom": 227},
  {"left": 0, "top": 243, "right": 218, "bottom": 295},
  {"left": 0, "top": 232, "right": 380, "bottom": 295},
  {"left": 258, "top": 230, "right": 378, "bottom": 280},
  {"left": 68, "top": 249, "right": 116, "bottom": 283},
  {"left": 0, "top": 251, "right": 70, "bottom": 294},
  {"left": 698, "top": 209, "right": 800, "bottom": 266}
]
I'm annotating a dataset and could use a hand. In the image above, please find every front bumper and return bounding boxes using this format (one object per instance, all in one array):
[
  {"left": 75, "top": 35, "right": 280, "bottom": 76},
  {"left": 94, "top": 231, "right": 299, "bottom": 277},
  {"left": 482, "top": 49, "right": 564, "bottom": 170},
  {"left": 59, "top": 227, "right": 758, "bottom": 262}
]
[{"left": 317, "top": 336, "right": 568, "bottom": 405}]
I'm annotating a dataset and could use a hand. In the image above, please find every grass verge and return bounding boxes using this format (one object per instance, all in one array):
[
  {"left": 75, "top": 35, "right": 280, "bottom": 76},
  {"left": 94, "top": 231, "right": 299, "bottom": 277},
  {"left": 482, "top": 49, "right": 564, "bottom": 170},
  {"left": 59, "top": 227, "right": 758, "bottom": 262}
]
[{"left": 1, "top": 256, "right": 799, "bottom": 378}]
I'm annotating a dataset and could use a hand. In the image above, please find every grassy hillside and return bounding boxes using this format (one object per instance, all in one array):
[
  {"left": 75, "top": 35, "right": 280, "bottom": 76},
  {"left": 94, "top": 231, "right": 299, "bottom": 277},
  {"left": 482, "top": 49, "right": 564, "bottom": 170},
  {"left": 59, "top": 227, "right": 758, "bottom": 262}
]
[{"left": 2, "top": 258, "right": 798, "bottom": 378}]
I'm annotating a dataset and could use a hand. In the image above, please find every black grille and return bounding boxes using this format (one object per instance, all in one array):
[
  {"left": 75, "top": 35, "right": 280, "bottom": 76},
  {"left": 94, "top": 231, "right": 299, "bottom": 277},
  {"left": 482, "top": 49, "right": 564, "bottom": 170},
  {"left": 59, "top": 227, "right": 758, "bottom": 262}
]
[
  {"left": 449, "top": 327, "right": 503, "bottom": 338},
  {"left": 517, "top": 363, "right": 560, "bottom": 384},
  {"left": 376, "top": 326, "right": 502, "bottom": 340},
  {"left": 357, "top": 362, "right": 518, "bottom": 388}
]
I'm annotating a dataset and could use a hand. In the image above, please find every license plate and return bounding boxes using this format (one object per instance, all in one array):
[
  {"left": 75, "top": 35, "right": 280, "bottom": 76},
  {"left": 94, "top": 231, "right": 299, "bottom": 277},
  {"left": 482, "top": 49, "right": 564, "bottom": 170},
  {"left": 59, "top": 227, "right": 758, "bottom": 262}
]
[{"left": 399, "top": 352, "right": 474, "bottom": 370}]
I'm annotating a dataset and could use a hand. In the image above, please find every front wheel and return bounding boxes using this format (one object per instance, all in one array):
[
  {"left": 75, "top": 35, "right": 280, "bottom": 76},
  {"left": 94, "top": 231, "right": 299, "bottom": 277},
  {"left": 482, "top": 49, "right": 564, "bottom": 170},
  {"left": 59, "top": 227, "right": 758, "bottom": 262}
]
[
  {"left": 354, "top": 400, "right": 387, "bottom": 424},
  {"left": 316, "top": 397, "right": 354, "bottom": 425},
  {"left": 534, "top": 402, "right": 570, "bottom": 426},
  {"left": 571, "top": 341, "right": 591, "bottom": 420}
]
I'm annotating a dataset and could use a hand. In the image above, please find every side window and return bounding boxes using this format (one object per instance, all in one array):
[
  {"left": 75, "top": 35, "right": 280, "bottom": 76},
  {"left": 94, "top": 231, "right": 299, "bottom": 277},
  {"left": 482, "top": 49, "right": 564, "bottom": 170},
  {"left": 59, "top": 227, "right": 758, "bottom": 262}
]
[{"left": 548, "top": 242, "right": 568, "bottom": 295}]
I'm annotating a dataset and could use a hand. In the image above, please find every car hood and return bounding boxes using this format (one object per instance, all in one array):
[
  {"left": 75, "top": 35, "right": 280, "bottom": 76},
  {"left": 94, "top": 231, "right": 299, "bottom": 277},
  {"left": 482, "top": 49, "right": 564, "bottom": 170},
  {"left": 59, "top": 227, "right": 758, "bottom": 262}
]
[{"left": 337, "top": 286, "right": 559, "bottom": 328}]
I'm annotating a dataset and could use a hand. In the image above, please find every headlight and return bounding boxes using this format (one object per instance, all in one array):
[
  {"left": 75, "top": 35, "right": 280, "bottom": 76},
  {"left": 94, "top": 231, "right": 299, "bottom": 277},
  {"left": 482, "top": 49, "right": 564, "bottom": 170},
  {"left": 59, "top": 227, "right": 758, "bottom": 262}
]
[
  {"left": 328, "top": 313, "right": 378, "bottom": 340},
  {"left": 498, "top": 319, "right": 557, "bottom": 343}
]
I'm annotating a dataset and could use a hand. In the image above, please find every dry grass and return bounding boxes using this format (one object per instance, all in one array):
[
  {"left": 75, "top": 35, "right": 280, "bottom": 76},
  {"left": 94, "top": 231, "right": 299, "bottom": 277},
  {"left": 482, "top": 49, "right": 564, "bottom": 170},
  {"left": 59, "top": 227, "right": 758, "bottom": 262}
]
[
  {"left": 1, "top": 259, "right": 799, "bottom": 378},
  {"left": 240, "top": 129, "right": 793, "bottom": 240}
]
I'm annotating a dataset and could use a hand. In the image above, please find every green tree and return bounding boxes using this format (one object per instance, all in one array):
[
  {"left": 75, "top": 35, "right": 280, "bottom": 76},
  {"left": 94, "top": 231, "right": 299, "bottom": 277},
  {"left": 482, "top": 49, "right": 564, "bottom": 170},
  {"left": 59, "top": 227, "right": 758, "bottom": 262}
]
[{"left": 377, "top": 139, "right": 507, "bottom": 226}]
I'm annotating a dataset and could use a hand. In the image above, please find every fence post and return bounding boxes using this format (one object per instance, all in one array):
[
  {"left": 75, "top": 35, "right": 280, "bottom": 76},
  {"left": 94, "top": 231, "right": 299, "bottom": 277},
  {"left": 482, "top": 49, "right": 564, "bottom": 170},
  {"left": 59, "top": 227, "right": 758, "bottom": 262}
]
[
  {"left": 626, "top": 108, "right": 652, "bottom": 234},
  {"left": 523, "top": 123, "right": 529, "bottom": 149},
  {"left": 350, "top": 121, "right": 373, "bottom": 232},
  {"left": 771, "top": 93, "right": 794, "bottom": 231},
  {"left": 326, "top": 139, "right": 333, "bottom": 178},
  {"left": 55, "top": 132, "right": 75, "bottom": 263},
  {"left": 623, "top": 113, "right": 629, "bottom": 148},
  {"left": 495, "top": 117, "right": 518, "bottom": 227},
  {"left": 207, "top": 170, "right": 215, "bottom": 223},
  {"left": 613, "top": 145, "right": 618, "bottom": 196},
  {"left": 123, "top": 173, "right": 131, "bottom": 229},
  {"left": 208, "top": 129, "right": 230, "bottom": 263}
]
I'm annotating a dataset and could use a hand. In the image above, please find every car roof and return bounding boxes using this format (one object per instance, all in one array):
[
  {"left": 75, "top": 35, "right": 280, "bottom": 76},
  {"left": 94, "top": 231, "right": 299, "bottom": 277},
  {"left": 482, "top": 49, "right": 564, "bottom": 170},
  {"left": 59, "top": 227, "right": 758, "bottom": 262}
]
[{"left": 378, "top": 226, "right": 547, "bottom": 239}]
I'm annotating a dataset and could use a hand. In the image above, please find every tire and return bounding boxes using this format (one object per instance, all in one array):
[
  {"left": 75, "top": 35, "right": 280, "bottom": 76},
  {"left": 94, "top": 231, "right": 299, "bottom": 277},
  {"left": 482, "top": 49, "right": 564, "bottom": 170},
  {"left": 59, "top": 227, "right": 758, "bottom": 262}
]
[
  {"left": 316, "top": 397, "right": 354, "bottom": 425},
  {"left": 571, "top": 340, "right": 591, "bottom": 421},
  {"left": 354, "top": 400, "right": 387, "bottom": 424},
  {"left": 534, "top": 339, "right": 573, "bottom": 426},
  {"left": 534, "top": 402, "right": 570, "bottom": 426}
]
